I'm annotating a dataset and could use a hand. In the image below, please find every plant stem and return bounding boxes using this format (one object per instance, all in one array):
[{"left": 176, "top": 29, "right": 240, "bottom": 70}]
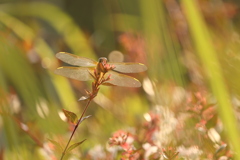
[
  {"left": 60, "top": 70, "right": 104, "bottom": 159},
  {"left": 60, "top": 97, "right": 93, "bottom": 160}
]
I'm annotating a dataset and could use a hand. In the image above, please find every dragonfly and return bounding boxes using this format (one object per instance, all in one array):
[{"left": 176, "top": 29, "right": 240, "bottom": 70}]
[{"left": 54, "top": 52, "right": 147, "bottom": 87}]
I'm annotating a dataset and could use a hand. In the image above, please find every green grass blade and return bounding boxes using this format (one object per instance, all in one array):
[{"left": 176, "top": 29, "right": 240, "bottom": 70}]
[
  {"left": 0, "top": 11, "right": 78, "bottom": 112},
  {"left": 0, "top": 2, "right": 95, "bottom": 58},
  {"left": 182, "top": 0, "right": 240, "bottom": 157}
]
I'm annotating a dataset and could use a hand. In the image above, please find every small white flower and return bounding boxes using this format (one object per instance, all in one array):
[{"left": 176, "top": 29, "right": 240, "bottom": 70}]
[{"left": 88, "top": 145, "right": 106, "bottom": 160}]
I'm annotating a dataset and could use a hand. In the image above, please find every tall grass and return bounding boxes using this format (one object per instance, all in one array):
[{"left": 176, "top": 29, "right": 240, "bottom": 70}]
[{"left": 182, "top": 0, "right": 240, "bottom": 157}]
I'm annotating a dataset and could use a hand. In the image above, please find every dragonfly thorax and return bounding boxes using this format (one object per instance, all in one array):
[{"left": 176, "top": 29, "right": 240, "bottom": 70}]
[
  {"left": 96, "top": 57, "right": 116, "bottom": 75},
  {"left": 96, "top": 57, "right": 108, "bottom": 74}
]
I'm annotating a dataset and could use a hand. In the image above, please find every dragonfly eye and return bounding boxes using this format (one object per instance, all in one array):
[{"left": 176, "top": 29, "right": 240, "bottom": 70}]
[{"left": 98, "top": 57, "right": 108, "bottom": 64}]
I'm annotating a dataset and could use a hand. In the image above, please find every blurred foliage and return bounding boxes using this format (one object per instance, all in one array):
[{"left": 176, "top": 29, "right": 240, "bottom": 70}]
[{"left": 0, "top": 0, "right": 240, "bottom": 159}]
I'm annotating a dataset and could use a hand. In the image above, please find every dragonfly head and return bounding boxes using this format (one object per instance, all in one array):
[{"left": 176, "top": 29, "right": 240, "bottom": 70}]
[
  {"left": 98, "top": 57, "right": 108, "bottom": 64},
  {"left": 97, "top": 57, "right": 115, "bottom": 73}
]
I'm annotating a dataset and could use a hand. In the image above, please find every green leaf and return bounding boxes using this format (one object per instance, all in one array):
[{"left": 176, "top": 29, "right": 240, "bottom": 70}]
[
  {"left": 47, "top": 138, "right": 63, "bottom": 151},
  {"left": 66, "top": 139, "right": 86, "bottom": 153},
  {"left": 62, "top": 109, "right": 78, "bottom": 125}
]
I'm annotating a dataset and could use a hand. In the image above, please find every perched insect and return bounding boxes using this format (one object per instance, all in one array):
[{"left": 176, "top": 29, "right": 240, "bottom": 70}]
[{"left": 54, "top": 52, "right": 147, "bottom": 87}]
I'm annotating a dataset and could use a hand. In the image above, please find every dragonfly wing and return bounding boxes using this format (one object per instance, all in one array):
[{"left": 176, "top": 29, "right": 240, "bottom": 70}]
[
  {"left": 103, "top": 71, "right": 141, "bottom": 87},
  {"left": 54, "top": 66, "right": 94, "bottom": 81},
  {"left": 56, "top": 52, "right": 97, "bottom": 67},
  {"left": 109, "top": 62, "right": 147, "bottom": 73}
]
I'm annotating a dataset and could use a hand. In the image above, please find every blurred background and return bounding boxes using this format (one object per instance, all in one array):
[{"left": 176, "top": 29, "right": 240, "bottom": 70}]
[{"left": 1, "top": 0, "right": 240, "bottom": 159}]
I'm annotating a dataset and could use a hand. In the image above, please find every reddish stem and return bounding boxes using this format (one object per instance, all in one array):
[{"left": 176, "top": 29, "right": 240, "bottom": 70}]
[
  {"left": 60, "top": 97, "right": 93, "bottom": 160},
  {"left": 60, "top": 65, "right": 111, "bottom": 159}
]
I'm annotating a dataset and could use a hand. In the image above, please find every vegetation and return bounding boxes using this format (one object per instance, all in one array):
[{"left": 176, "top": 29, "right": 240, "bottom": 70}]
[{"left": 0, "top": 0, "right": 240, "bottom": 159}]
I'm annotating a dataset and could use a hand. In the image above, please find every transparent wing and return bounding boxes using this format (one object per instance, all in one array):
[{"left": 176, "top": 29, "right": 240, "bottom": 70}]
[
  {"left": 103, "top": 71, "right": 141, "bottom": 87},
  {"left": 108, "top": 62, "right": 147, "bottom": 73},
  {"left": 54, "top": 66, "right": 94, "bottom": 81},
  {"left": 56, "top": 52, "right": 97, "bottom": 67}
]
